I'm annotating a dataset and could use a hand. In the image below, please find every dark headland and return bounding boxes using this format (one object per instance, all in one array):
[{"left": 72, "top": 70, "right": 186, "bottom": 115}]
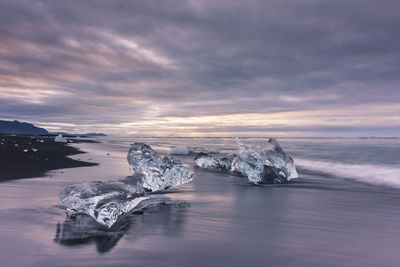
[
  {"left": 0, "top": 119, "right": 107, "bottom": 137},
  {"left": 0, "top": 120, "right": 49, "bottom": 135}
]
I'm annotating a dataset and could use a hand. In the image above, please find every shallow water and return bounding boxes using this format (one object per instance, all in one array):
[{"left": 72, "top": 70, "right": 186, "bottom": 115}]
[{"left": 1, "top": 137, "right": 400, "bottom": 266}]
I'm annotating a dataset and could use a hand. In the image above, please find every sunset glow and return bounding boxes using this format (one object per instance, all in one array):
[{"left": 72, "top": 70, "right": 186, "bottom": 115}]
[{"left": 0, "top": 0, "right": 399, "bottom": 136}]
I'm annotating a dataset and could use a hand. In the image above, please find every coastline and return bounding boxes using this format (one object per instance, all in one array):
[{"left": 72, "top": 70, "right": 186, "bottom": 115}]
[
  {"left": 0, "top": 134, "right": 98, "bottom": 181},
  {"left": 0, "top": 137, "right": 399, "bottom": 266}
]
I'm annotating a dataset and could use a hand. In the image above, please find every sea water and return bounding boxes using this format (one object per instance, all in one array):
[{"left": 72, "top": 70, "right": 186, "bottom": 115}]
[{"left": 0, "top": 136, "right": 399, "bottom": 266}]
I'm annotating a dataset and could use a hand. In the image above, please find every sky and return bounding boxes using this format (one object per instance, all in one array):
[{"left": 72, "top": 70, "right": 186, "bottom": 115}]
[{"left": 0, "top": 0, "right": 399, "bottom": 136}]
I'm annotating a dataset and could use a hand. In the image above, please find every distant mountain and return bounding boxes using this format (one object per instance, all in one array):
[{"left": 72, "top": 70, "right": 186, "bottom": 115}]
[
  {"left": 0, "top": 120, "right": 49, "bottom": 134},
  {"left": 51, "top": 132, "right": 73, "bottom": 136},
  {"left": 51, "top": 132, "right": 107, "bottom": 137},
  {"left": 0, "top": 121, "right": 108, "bottom": 136},
  {"left": 84, "top": 133, "right": 107, "bottom": 137}
]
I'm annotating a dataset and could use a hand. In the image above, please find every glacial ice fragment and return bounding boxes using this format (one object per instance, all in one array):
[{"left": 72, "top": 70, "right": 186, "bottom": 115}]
[
  {"left": 194, "top": 152, "right": 232, "bottom": 172},
  {"left": 127, "top": 143, "right": 193, "bottom": 192},
  {"left": 169, "top": 146, "right": 189, "bottom": 155},
  {"left": 60, "top": 182, "right": 148, "bottom": 228},
  {"left": 55, "top": 134, "right": 67, "bottom": 143},
  {"left": 194, "top": 138, "right": 298, "bottom": 184},
  {"left": 231, "top": 138, "right": 298, "bottom": 184},
  {"left": 60, "top": 143, "right": 195, "bottom": 228}
]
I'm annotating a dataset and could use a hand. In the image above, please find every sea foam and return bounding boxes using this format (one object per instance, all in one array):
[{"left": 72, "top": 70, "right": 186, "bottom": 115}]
[{"left": 296, "top": 158, "right": 400, "bottom": 188}]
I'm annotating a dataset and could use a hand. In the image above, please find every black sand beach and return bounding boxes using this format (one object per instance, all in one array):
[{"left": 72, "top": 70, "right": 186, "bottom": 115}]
[{"left": 0, "top": 134, "right": 98, "bottom": 181}]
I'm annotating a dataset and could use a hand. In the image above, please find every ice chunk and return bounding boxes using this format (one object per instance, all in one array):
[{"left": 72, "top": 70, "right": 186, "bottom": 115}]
[
  {"left": 194, "top": 138, "right": 298, "bottom": 184},
  {"left": 194, "top": 152, "right": 232, "bottom": 171},
  {"left": 60, "top": 182, "right": 148, "bottom": 228},
  {"left": 127, "top": 143, "right": 193, "bottom": 192},
  {"left": 231, "top": 138, "right": 298, "bottom": 184},
  {"left": 32, "top": 148, "right": 38, "bottom": 152},
  {"left": 60, "top": 142, "right": 194, "bottom": 228},
  {"left": 55, "top": 134, "right": 67, "bottom": 143},
  {"left": 23, "top": 149, "right": 28, "bottom": 152},
  {"left": 169, "top": 146, "right": 189, "bottom": 155}
]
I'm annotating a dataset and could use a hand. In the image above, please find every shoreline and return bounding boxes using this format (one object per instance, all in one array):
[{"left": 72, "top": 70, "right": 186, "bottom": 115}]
[
  {"left": 0, "top": 136, "right": 399, "bottom": 266},
  {"left": 0, "top": 134, "right": 98, "bottom": 181}
]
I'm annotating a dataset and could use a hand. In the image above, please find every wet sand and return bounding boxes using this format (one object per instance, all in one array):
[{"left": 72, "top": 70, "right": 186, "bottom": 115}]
[{"left": 1, "top": 137, "right": 400, "bottom": 266}]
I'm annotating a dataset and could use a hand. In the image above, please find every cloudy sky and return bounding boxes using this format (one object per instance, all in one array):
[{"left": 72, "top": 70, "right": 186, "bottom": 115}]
[{"left": 0, "top": 0, "right": 399, "bottom": 136}]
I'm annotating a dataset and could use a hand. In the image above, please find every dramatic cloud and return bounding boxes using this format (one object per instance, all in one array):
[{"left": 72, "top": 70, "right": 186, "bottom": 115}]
[{"left": 0, "top": 0, "right": 399, "bottom": 136}]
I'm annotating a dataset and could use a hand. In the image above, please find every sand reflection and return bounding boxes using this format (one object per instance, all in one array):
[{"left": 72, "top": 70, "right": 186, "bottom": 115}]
[{"left": 54, "top": 200, "right": 190, "bottom": 253}]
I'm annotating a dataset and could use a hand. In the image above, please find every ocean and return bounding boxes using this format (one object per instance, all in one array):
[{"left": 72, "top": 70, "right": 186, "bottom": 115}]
[{"left": 1, "top": 136, "right": 400, "bottom": 266}]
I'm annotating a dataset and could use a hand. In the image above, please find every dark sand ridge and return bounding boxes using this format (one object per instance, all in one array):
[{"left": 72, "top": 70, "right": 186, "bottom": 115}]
[{"left": 0, "top": 134, "right": 98, "bottom": 181}]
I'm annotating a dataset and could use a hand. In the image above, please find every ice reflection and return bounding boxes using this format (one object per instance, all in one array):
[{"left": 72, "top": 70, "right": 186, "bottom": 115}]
[{"left": 54, "top": 200, "right": 190, "bottom": 253}]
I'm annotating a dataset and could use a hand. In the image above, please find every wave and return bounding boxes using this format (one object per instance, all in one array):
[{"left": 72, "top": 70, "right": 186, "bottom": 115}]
[{"left": 295, "top": 158, "right": 400, "bottom": 188}]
